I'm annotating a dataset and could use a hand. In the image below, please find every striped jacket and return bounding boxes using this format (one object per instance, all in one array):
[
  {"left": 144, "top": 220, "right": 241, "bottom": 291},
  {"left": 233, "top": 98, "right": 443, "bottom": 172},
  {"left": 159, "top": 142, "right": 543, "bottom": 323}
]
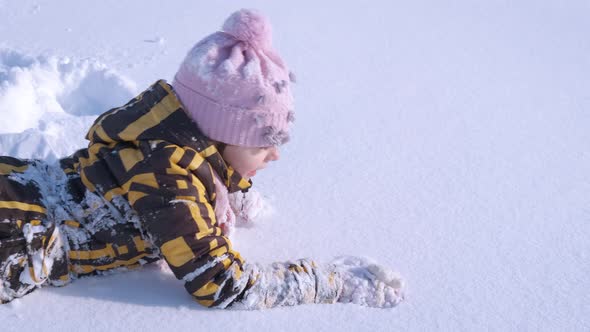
[
  {"left": 64, "top": 80, "right": 255, "bottom": 306},
  {"left": 0, "top": 80, "right": 342, "bottom": 308}
]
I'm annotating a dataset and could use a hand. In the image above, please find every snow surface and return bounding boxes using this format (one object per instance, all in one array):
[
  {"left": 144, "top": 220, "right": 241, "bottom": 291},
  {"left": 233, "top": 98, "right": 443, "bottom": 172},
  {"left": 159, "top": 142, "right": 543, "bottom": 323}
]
[{"left": 1, "top": 0, "right": 589, "bottom": 331}]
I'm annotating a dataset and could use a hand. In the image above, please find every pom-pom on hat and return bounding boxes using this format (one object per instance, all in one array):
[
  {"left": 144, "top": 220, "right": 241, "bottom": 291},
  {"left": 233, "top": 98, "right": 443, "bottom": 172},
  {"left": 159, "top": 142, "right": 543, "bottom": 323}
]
[
  {"left": 222, "top": 9, "right": 273, "bottom": 50},
  {"left": 172, "top": 9, "right": 295, "bottom": 147}
]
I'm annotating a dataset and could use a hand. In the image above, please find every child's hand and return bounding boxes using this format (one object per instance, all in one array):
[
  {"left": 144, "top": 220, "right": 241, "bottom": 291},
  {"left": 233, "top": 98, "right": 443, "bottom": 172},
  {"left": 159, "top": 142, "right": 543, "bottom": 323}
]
[
  {"left": 332, "top": 256, "right": 405, "bottom": 308},
  {"left": 228, "top": 189, "right": 271, "bottom": 225}
]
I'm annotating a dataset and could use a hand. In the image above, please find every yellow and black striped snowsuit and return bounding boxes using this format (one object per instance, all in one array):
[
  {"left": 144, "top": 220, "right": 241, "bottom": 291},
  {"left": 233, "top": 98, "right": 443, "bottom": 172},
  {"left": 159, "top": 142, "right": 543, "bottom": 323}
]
[
  {"left": 1, "top": 80, "right": 343, "bottom": 308},
  {"left": 0, "top": 80, "right": 254, "bottom": 306}
]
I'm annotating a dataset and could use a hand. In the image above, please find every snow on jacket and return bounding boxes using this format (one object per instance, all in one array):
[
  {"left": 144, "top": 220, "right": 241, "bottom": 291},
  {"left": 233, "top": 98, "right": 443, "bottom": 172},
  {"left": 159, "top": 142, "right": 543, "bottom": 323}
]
[{"left": 0, "top": 80, "right": 342, "bottom": 308}]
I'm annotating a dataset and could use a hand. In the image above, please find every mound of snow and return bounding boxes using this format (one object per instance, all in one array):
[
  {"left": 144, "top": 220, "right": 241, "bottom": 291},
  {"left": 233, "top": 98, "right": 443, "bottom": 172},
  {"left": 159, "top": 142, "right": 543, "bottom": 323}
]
[{"left": 0, "top": 48, "right": 138, "bottom": 160}]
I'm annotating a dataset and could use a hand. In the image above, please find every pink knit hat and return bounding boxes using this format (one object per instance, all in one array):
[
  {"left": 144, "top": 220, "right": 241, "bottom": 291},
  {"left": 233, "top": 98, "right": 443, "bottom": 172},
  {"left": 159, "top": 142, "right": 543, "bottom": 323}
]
[{"left": 172, "top": 9, "right": 295, "bottom": 147}]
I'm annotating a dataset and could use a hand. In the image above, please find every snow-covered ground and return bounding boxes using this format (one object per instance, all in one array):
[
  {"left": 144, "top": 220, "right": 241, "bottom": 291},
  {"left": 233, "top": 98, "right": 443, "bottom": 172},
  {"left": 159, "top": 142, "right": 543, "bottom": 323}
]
[{"left": 1, "top": 1, "right": 589, "bottom": 331}]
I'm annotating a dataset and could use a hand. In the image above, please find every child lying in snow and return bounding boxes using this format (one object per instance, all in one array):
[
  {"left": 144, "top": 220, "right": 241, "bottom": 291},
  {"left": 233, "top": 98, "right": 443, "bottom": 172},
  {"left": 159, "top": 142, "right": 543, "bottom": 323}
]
[{"left": 0, "top": 9, "right": 404, "bottom": 309}]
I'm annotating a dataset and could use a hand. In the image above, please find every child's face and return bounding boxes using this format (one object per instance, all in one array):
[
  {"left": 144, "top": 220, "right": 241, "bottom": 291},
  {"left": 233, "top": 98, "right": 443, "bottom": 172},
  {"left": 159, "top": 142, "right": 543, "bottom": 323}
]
[{"left": 221, "top": 145, "right": 280, "bottom": 179}]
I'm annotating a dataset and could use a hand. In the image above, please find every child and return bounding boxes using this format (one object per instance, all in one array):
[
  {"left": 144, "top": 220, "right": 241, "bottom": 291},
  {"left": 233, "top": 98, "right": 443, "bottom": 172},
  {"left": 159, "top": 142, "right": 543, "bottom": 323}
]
[{"left": 0, "top": 9, "right": 403, "bottom": 309}]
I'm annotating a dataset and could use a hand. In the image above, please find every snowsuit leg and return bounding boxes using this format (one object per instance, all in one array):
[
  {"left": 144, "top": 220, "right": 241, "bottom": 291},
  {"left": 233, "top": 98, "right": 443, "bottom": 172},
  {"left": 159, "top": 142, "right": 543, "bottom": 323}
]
[{"left": 0, "top": 157, "right": 70, "bottom": 303}]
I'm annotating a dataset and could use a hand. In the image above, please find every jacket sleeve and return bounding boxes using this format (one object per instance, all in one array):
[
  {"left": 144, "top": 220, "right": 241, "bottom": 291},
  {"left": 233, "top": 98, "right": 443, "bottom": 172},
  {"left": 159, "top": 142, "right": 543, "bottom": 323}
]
[{"left": 129, "top": 143, "right": 342, "bottom": 308}]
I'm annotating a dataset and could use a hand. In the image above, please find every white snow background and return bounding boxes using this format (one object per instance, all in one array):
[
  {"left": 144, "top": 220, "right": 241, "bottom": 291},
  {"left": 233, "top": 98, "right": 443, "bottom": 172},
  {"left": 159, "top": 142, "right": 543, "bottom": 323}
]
[{"left": 1, "top": 0, "right": 589, "bottom": 331}]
